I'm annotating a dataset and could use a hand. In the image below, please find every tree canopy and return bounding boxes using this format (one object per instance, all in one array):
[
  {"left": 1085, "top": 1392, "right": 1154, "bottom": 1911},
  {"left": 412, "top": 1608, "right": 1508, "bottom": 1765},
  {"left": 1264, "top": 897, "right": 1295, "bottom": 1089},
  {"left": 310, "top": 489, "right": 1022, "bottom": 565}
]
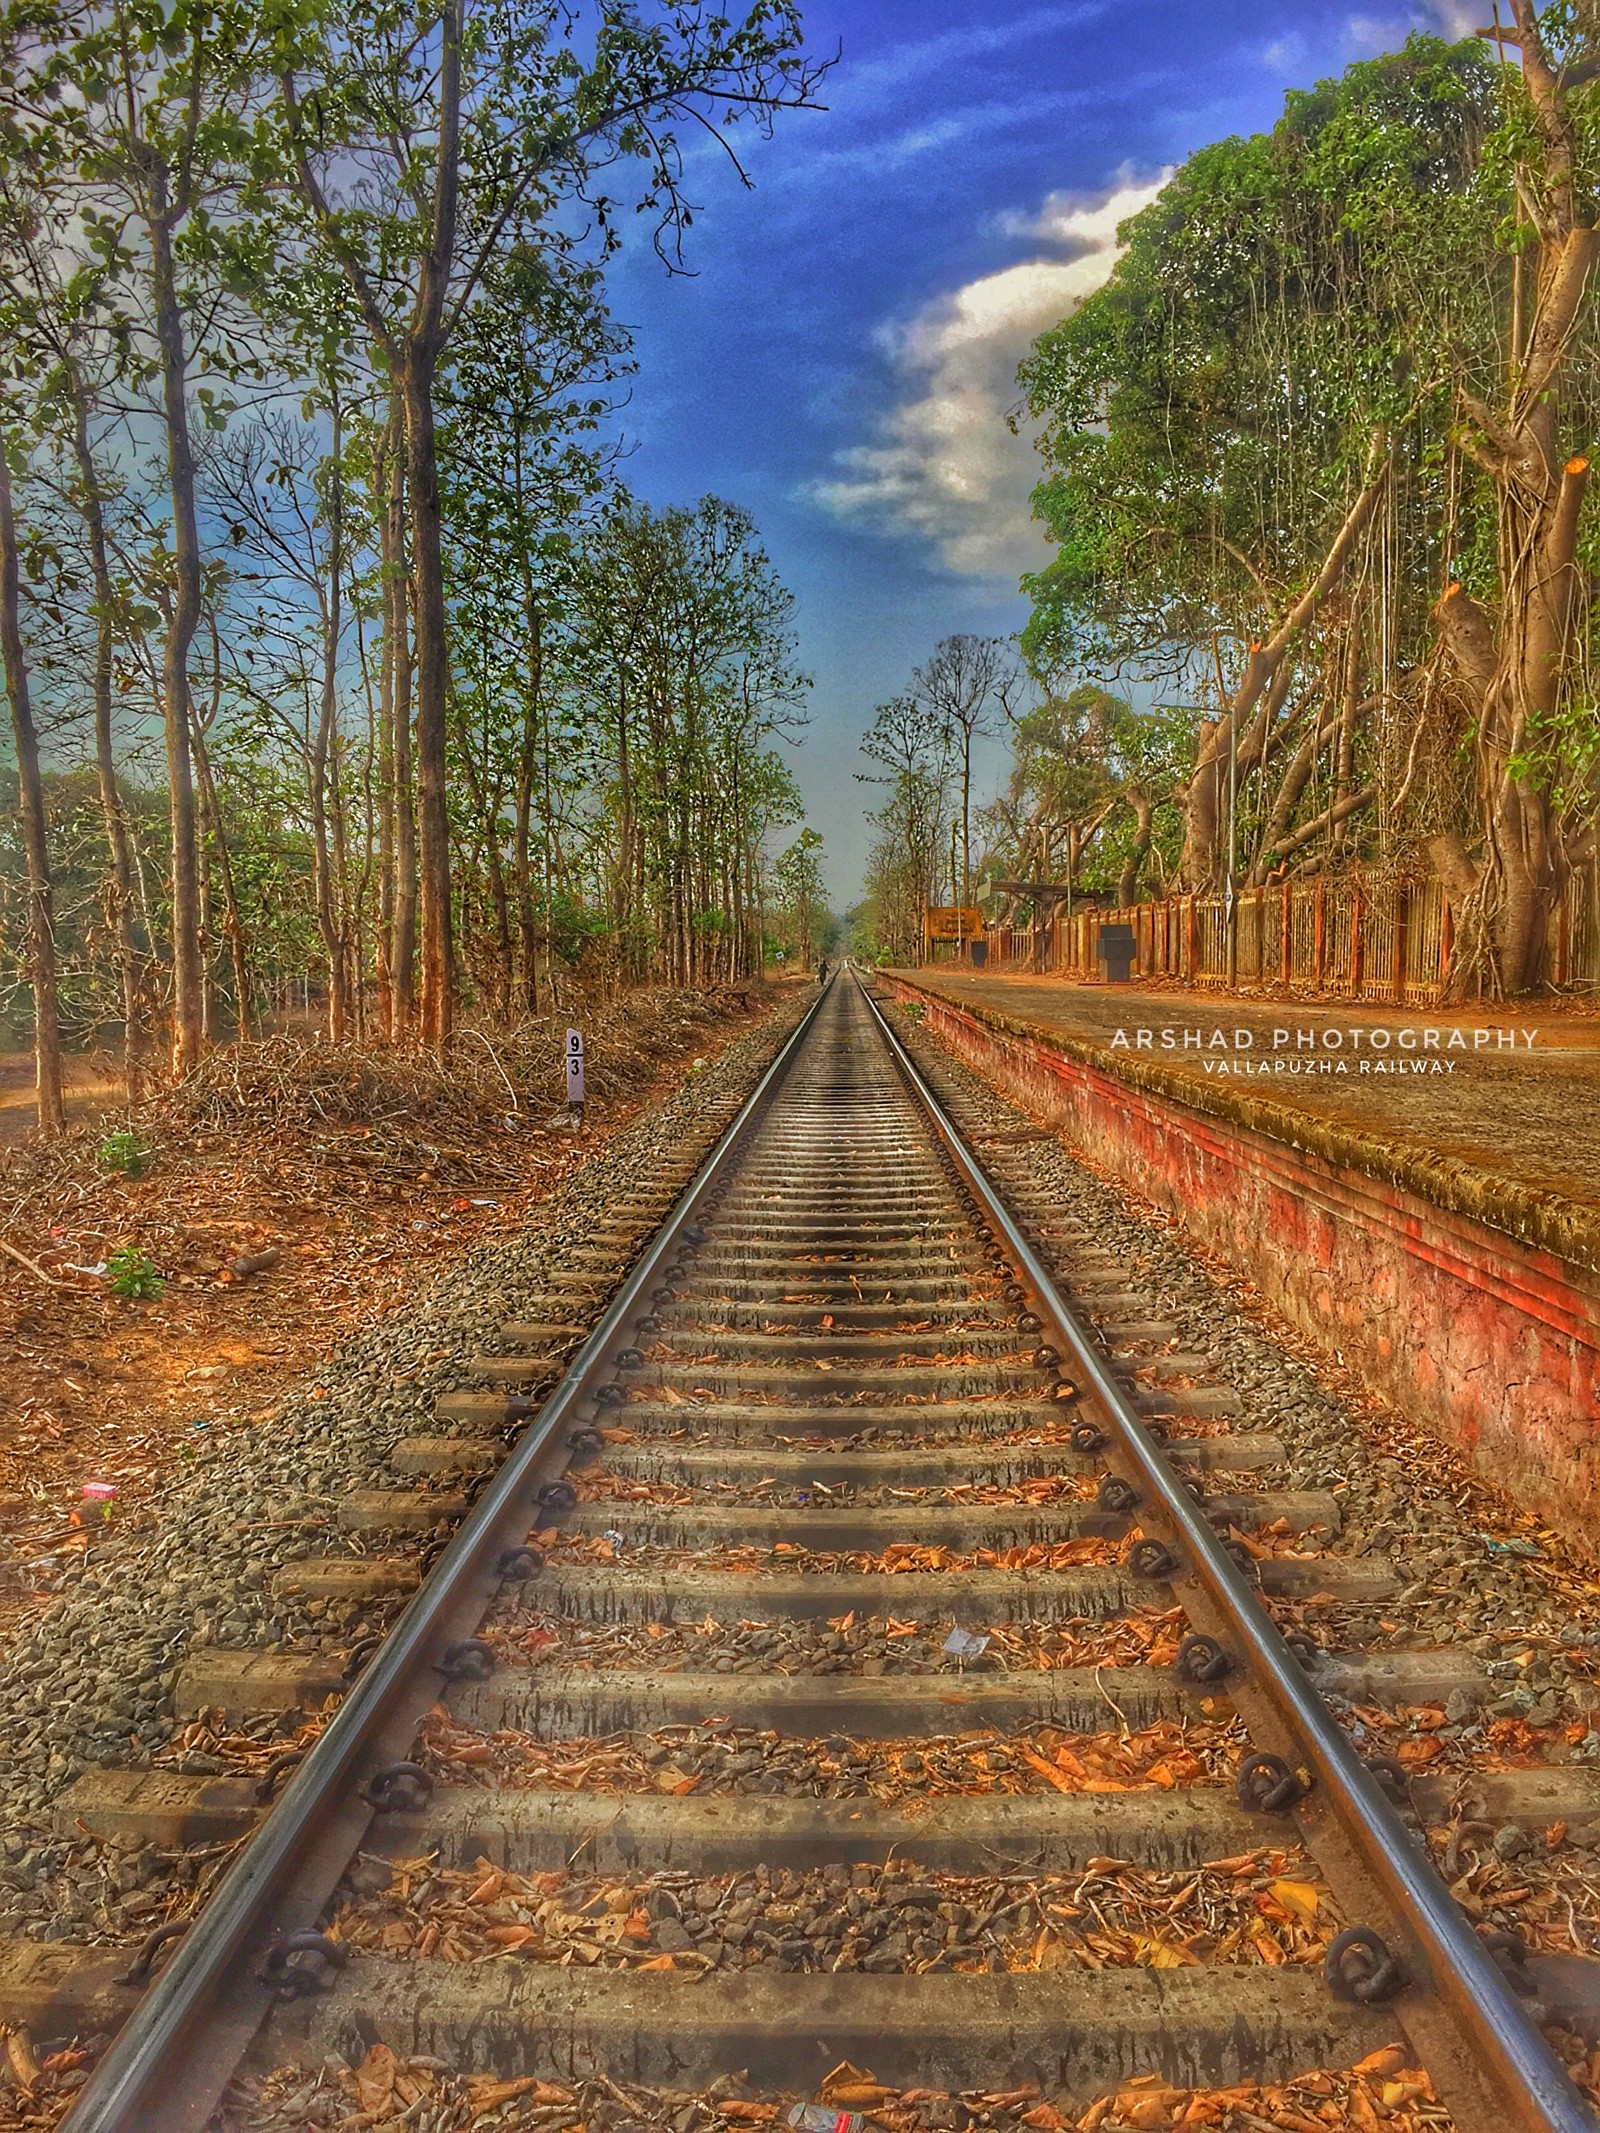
[{"left": 1015, "top": 17, "right": 1600, "bottom": 991}]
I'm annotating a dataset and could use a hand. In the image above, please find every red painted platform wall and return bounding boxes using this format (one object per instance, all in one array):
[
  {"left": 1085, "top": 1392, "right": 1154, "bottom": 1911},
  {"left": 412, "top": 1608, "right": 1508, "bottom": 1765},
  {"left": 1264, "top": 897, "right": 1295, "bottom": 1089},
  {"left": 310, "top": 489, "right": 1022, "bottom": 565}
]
[{"left": 885, "top": 978, "right": 1600, "bottom": 1557}]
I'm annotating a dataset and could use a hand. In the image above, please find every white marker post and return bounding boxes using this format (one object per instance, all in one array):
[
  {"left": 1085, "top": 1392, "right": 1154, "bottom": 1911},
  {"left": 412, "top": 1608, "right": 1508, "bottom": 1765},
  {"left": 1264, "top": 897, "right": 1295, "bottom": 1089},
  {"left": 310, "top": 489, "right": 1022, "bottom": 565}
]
[{"left": 565, "top": 1027, "right": 586, "bottom": 1121}]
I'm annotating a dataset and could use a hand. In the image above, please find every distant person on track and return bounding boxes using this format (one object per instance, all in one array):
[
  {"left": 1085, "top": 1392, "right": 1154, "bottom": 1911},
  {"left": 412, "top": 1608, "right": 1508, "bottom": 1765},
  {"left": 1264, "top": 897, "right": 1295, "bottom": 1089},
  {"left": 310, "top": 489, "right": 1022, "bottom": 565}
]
[{"left": 817, "top": 958, "right": 829, "bottom": 984}]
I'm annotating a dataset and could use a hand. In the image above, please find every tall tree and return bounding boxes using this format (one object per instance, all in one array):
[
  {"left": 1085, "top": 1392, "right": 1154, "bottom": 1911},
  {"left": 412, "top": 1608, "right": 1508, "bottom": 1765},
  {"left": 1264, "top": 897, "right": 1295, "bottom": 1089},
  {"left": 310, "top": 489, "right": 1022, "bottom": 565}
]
[
  {"left": 1018, "top": 38, "right": 1510, "bottom": 901},
  {"left": 277, "top": 0, "right": 827, "bottom": 1044},
  {"left": 771, "top": 826, "right": 827, "bottom": 968},
  {"left": 6, "top": 0, "right": 278, "bottom": 1072},
  {"left": 441, "top": 238, "right": 629, "bottom": 1013},
  {"left": 571, "top": 493, "right": 808, "bottom": 983},
  {"left": 857, "top": 689, "right": 955, "bottom": 960},
  {"left": 0, "top": 159, "right": 148, "bottom": 1086},
  {"left": 910, "top": 634, "right": 1017, "bottom": 906},
  {"left": 0, "top": 418, "right": 63, "bottom": 1132},
  {"left": 1432, "top": 5, "right": 1600, "bottom": 992}
]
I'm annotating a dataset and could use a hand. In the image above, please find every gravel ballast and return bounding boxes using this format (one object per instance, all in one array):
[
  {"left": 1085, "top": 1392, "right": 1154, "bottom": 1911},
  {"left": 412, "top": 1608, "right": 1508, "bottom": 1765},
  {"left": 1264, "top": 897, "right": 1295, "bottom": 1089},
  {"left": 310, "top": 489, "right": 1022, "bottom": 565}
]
[
  {"left": 0, "top": 993, "right": 806, "bottom": 1943},
  {"left": 886, "top": 995, "right": 1600, "bottom": 1726}
]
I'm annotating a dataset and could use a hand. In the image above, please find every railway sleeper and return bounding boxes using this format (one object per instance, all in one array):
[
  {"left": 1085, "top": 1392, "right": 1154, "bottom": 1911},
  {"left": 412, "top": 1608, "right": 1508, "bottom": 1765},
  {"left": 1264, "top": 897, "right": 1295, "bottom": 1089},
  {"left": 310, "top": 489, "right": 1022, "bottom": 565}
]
[
  {"left": 257, "top": 1959, "right": 1400, "bottom": 2096},
  {"left": 497, "top": 1557, "right": 1399, "bottom": 1626},
  {"left": 546, "top": 1489, "right": 1340, "bottom": 1548},
  {"left": 598, "top": 1434, "right": 1291, "bottom": 1486}
]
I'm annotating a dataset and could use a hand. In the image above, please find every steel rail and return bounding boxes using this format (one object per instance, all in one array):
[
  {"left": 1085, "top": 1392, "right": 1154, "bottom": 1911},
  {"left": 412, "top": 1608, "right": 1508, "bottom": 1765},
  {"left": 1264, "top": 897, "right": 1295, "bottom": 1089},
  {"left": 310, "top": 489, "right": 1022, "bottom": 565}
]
[
  {"left": 860, "top": 972, "right": 1587, "bottom": 2133},
  {"left": 60, "top": 981, "right": 834, "bottom": 2133}
]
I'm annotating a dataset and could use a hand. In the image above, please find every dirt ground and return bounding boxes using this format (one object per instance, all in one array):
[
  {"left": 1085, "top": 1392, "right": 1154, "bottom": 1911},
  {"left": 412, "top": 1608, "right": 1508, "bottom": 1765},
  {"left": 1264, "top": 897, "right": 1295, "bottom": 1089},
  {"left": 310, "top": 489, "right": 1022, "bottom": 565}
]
[
  {"left": 902, "top": 968, "right": 1600, "bottom": 1216},
  {"left": 0, "top": 985, "right": 789, "bottom": 1644},
  {"left": 0, "top": 1051, "right": 125, "bottom": 1149}
]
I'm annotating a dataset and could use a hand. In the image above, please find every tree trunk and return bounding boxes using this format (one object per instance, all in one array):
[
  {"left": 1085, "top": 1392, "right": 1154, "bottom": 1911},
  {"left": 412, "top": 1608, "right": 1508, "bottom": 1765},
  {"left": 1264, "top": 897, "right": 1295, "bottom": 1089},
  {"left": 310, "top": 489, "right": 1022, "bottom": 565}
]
[
  {"left": 960, "top": 742, "right": 972, "bottom": 908},
  {"left": 329, "top": 740, "right": 355, "bottom": 1037},
  {"left": 485, "top": 832, "right": 513, "bottom": 1019},
  {"left": 1180, "top": 446, "right": 1388, "bottom": 890},
  {"left": 191, "top": 715, "right": 252, "bottom": 1038},
  {"left": 1247, "top": 697, "right": 1342, "bottom": 886},
  {"left": 0, "top": 437, "right": 64, "bottom": 1134},
  {"left": 384, "top": 418, "right": 418, "bottom": 1040},
  {"left": 1327, "top": 617, "right": 1360, "bottom": 859},
  {"left": 1430, "top": 5, "right": 1600, "bottom": 993},
  {"left": 614, "top": 680, "right": 634, "bottom": 944},
  {"left": 372, "top": 414, "right": 397, "bottom": 1036},
  {"left": 513, "top": 596, "right": 543, "bottom": 1014},
  {"left": 66, "top": 373, "right": 144, "bottom": 1092},
  {"left": 401, "top": 349, "right": 454, "bottom": 1048},
  {"left": 1117, "top": 795, "right": 1153, "bottom": 907},
  {"left": 148, "top": 204, "right": 206, "bottom": 1075},
  {"left": 310, "top": 403, "right": 349, "bottom": 1042}
]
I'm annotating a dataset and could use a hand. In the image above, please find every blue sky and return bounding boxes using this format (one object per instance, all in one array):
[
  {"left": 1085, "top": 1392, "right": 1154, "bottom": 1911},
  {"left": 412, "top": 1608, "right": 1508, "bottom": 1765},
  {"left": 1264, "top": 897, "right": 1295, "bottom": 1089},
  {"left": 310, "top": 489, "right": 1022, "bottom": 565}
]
[{"left": 605, "top": 0, "right": 1472, "bottom": 903}]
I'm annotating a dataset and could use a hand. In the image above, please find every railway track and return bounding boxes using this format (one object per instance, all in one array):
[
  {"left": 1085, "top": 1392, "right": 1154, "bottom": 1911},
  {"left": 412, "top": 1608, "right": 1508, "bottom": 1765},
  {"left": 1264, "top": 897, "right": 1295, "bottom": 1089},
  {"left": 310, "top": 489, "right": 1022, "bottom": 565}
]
[{"left": 21, "top": 971, "right": 1600, "bottom": 2133}]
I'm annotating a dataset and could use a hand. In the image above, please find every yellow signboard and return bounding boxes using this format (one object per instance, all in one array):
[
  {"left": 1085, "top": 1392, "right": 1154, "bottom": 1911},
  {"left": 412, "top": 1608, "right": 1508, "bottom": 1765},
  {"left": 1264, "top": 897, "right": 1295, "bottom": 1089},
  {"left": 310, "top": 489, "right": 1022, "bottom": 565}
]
[{"left": 925, "top": 906, "right": 984, "bottom": 942}]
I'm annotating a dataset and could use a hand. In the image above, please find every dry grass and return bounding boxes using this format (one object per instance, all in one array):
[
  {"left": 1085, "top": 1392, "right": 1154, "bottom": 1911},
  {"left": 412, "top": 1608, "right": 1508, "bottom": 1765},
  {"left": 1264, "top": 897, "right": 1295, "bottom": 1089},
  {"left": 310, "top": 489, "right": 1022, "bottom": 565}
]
[{"left": 0, "top": 983, "right": 776, "bottom": 1641}]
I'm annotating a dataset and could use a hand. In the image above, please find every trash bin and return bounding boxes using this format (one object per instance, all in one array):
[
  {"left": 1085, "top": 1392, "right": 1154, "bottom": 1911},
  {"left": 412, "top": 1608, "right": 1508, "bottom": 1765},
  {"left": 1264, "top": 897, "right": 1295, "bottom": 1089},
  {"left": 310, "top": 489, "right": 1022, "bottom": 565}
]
[
  {"left": 970, "top": 939, "right": 988, "bottom": 968},
  {"left": 1097, "top": 923, "right": 1136, "bottom": 983}
]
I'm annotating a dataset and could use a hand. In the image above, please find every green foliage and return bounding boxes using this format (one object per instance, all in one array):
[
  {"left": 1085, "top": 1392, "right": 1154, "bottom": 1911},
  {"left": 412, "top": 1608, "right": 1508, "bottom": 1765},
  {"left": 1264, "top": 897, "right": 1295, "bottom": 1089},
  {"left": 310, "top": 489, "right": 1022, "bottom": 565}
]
[
  {"left": 106, "top": 1245, "right": 163, "bottom": 1299},
  {"left": 1019, "top": 36, "right": 1504, "bottom": 684},
  {"left": 769, "top": 828, "right": 831, "bottom": 966},
  {"left": 983, "top": 687, "right": 1197, "bottom": 906},
  {"left": 96, "top": 1128, "right": 149, "bottom": 1177},
  {"left": 0, "top": 0, "right": 832, "bottom": 1067}
]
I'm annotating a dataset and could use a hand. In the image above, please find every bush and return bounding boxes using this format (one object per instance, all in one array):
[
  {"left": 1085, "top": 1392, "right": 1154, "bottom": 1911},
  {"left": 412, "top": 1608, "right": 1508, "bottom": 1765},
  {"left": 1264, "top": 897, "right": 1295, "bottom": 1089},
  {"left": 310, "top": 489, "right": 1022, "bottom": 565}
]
[
  {"left": 107, "top": 1246, "right": 164, "bottom": 1299},
  {"left": 97, "top": 1129, "right": 150, "bottom": 1177}
]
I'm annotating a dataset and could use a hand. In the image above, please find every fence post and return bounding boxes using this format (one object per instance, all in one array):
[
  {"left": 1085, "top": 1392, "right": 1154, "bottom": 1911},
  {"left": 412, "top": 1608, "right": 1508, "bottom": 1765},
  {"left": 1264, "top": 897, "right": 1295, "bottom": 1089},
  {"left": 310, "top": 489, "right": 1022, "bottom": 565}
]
[
  {"left": 1351, "top": 878, "right": 1365, "bottom": 997},
  {"left": 1313, "top": 878, "right": 1327, "bottom": 988},
  {"left": 1280, "top": 882, "right": 1292, "bottom": 986},
  {"left": 1184, "top": 895, "right": 1197, "bottom": 982},
  {"left": 1392, "top": 882, "right": 1409, "bottom": 1002},
  {"left": 1439, "top": 898, "right": 1453, "bottom": 996}
]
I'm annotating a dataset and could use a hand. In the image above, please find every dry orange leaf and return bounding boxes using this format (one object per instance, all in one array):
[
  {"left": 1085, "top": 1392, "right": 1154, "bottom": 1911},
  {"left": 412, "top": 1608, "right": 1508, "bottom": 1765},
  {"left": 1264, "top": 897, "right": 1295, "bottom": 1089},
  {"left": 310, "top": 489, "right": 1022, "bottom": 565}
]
[
  {"left": 1268, "top": 1879, "right": 1320, "bottom": 1925},
  {"left": 4, "top": 2029, "right": 41, "bottom": 2092},
  {"left": 354, "top": 2043, "right": 398, "bottom": 2113},
  {"left": 1347, "top": 2086, "right": 1382, "bottom": 2133},
  {"left": 483, "top": 1925, "right": 538, "bottom": 1948},
  {"left": 1380, "top": 2080, "right": 1432, "bottom": 2110},
  {"left": 468, "top": 2077, "right": 573, "bottom": 2112},
  {"left": 1021, "top": 1748, "right": 1077, "bottom": 1794},
  {"left": 821, "top": 2062, "right": 877, "bottom": 2093},
  {"left": 1351, "top": 2048, "right": 1408, "bottom": 2080}
]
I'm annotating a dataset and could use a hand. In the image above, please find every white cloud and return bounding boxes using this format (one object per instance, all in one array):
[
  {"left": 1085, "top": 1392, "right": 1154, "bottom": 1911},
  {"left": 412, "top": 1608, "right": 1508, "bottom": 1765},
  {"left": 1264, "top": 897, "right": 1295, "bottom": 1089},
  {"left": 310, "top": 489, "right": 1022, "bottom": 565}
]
[
  {"left": 1348, "top": 3, "right": 1481, "bottom": 53},
  {"left": 1263, "top": 32, "right": 1307, "bottom": 72},
  {"left": 1413, "top": 0, "right": 1482, "bottom": 35},
  {"left": 812, "top": 173, "right": 1165, "bottom": 584}
]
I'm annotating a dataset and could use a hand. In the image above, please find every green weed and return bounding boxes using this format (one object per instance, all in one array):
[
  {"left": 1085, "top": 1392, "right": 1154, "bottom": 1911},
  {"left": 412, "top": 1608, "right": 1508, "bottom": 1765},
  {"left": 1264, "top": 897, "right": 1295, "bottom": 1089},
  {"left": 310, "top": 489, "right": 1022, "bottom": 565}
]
[
  {"left": 107, "top": 1246, "right": 164, "bottom": 1299},
  {"left": 97, "top": 1130, "right": 150, "bottom": 1178}
]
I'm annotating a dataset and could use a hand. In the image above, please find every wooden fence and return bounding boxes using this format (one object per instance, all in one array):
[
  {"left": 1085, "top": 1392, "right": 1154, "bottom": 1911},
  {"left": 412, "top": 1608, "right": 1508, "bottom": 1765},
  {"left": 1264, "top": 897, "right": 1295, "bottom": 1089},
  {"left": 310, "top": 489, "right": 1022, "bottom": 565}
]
[{"left": 963, "top": 869, "right": 1600, "bottom": 1001}]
